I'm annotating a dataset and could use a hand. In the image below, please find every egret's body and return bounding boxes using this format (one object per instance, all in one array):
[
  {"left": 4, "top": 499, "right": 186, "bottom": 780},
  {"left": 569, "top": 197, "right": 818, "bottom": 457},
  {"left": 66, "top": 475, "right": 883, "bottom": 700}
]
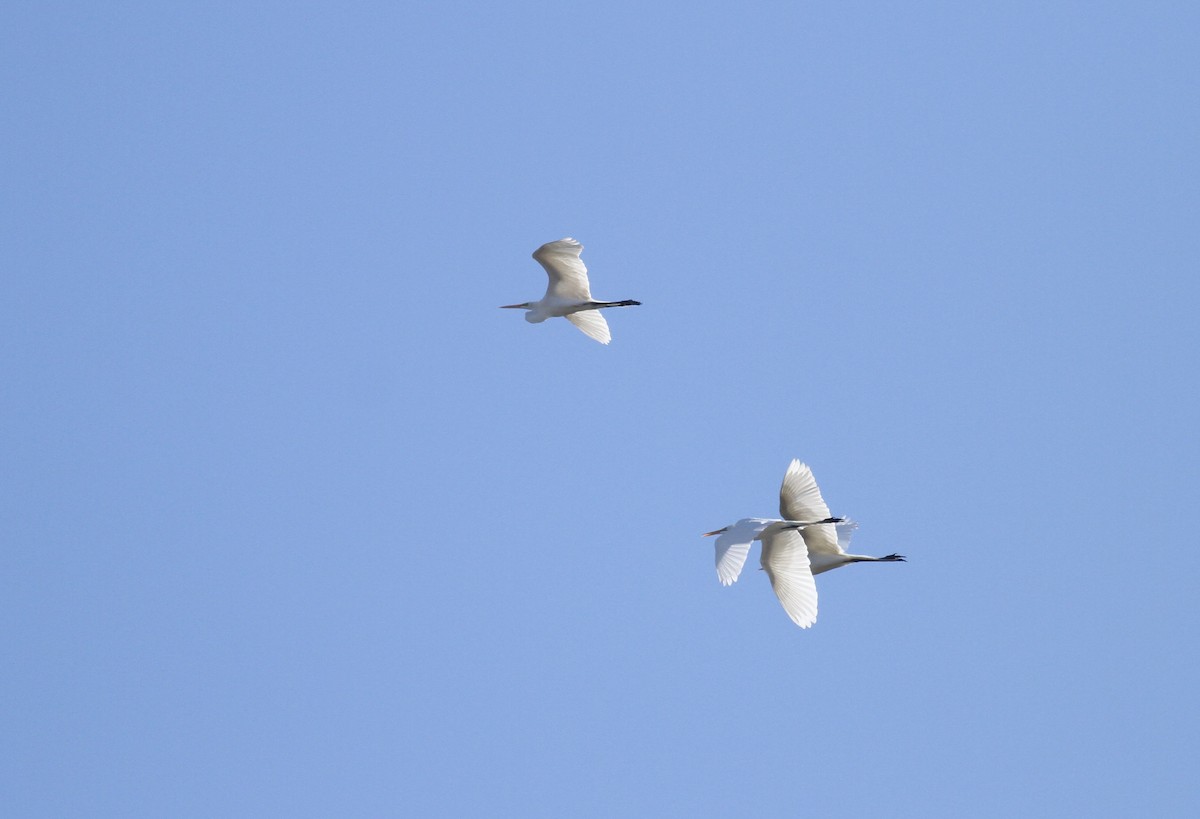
[
  {"left": 501, "top": 238, "right": 640, "bottom": 344},
  {"left": 703, "top": 460, "right": 905, "bottom": 628}
]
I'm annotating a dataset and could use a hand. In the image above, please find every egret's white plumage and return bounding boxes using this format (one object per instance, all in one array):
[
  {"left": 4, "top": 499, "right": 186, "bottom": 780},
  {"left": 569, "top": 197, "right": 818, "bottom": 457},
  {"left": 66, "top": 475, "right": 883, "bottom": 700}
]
[
  {"left": 761, "top": 527, "right": 820, "bottom": 631},
  {"left": 500, "top": 238, "right": 640, "bottom": 344},
  {"left": 704, "top": 460, "right": 905, "bottom": 628}
]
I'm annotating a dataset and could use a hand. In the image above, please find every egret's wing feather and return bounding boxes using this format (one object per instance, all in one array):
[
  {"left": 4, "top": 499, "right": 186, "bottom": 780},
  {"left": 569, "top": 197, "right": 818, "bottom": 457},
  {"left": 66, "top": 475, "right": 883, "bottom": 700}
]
[
  {"left": 760, "top": 528, "right": 818, "bottom": 628},
  {"left": 834, "top": 520, "right": 858, "bottom": 550},
  {"left": 532, "top": 238, "right": 592, "bottom": 301},
  {"left": 779, "top": 460, "right": 832, "bottom": 521},
  {"left": 780, "top": 460, "right": 843, "bottom": 555},
  {"left": 566, "top": 310, "right": 611, "bottom": 344},
  {"left": 714, "top": 518, "right": 771, "bottom": 586}
]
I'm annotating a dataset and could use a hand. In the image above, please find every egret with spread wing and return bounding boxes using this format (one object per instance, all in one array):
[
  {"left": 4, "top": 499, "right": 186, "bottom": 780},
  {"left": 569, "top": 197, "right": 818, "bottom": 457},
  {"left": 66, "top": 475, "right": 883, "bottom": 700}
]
[
  {"left": 703, "top": 460, "right": 905, "bottom": 628},
  {"left": 501, "top": 238, "right": 640, "bottom": 344}
]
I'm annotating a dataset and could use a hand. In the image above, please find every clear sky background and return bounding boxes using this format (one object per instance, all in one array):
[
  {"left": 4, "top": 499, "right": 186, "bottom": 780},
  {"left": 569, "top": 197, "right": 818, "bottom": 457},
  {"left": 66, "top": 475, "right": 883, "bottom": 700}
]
[{"left": 4, "top": 2, "right": 1198, "bottom": 816}]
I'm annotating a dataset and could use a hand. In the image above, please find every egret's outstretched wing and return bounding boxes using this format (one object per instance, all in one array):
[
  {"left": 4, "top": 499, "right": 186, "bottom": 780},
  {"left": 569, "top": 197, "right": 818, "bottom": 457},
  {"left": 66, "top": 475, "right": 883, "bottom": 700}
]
[
  {"left": 566, "top": 310, "right": 611, "bottom": 344},
  {"left": 780, "top": 460, "right": 842, "bottom": 556},
  {"left": 714, "top": 518, "right": 772, "bottom": 586},
  {"left": 760, "top": 528, "right": 818, "bottom": 628},
  {"left": 779, "top": 460, "right": 831, "bottom": 521},
  {"left": 533, "top": 238, "right": 592, "bottom": 302}
]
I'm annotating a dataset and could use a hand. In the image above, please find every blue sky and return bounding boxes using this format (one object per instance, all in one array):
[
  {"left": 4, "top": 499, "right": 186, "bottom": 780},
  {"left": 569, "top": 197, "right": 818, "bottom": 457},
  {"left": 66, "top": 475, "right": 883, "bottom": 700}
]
[{"left": 3, "top": 1, "right": 1198, "bottom": 816}]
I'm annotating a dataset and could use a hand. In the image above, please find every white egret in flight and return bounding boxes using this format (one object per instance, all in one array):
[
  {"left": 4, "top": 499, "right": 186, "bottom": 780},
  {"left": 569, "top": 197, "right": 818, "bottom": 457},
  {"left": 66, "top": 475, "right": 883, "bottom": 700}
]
[
  {"left": 703, "top": 460, "right": 905, "bottom": 628},
  {"left": 501, "top": 238, "right": 640, "bottom": 344}
]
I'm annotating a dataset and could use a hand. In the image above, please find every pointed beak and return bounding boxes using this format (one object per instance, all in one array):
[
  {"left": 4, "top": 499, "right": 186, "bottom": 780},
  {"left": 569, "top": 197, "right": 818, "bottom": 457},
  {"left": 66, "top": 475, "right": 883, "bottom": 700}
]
[
  {"left": 701, "top": 528, "right": 727, "bottom": 537},
  {"left": 499, "top": 303, "right": 526, "bottom": 309}
]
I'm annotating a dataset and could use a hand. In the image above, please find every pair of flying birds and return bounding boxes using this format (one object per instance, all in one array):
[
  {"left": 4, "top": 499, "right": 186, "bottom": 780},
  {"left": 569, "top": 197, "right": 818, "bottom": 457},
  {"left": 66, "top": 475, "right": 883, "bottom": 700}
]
[{"left": 502, "top": 238, "right": 905, "bottom": 628}]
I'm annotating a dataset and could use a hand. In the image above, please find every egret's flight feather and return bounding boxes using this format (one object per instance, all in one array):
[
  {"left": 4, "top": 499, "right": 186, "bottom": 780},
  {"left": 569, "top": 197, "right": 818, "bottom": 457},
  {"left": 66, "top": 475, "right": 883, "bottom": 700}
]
[
  {"left": 780, "top": 459, "right": 844, "bottom": 557},
  {"left": 566, "top": 310, "right": 611, "bottom": 344},
  {"left": 760, "top": 528, "right": 819, "bottom": 628},
  {"left": 779, "top": 459, "right": 832, "bottom": 522},
  {"left": 532, "top": 238, "right": 592, "bottom": 302},
  {"left": 713, "top": 518, "right": 773, "bottom": 586}
]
